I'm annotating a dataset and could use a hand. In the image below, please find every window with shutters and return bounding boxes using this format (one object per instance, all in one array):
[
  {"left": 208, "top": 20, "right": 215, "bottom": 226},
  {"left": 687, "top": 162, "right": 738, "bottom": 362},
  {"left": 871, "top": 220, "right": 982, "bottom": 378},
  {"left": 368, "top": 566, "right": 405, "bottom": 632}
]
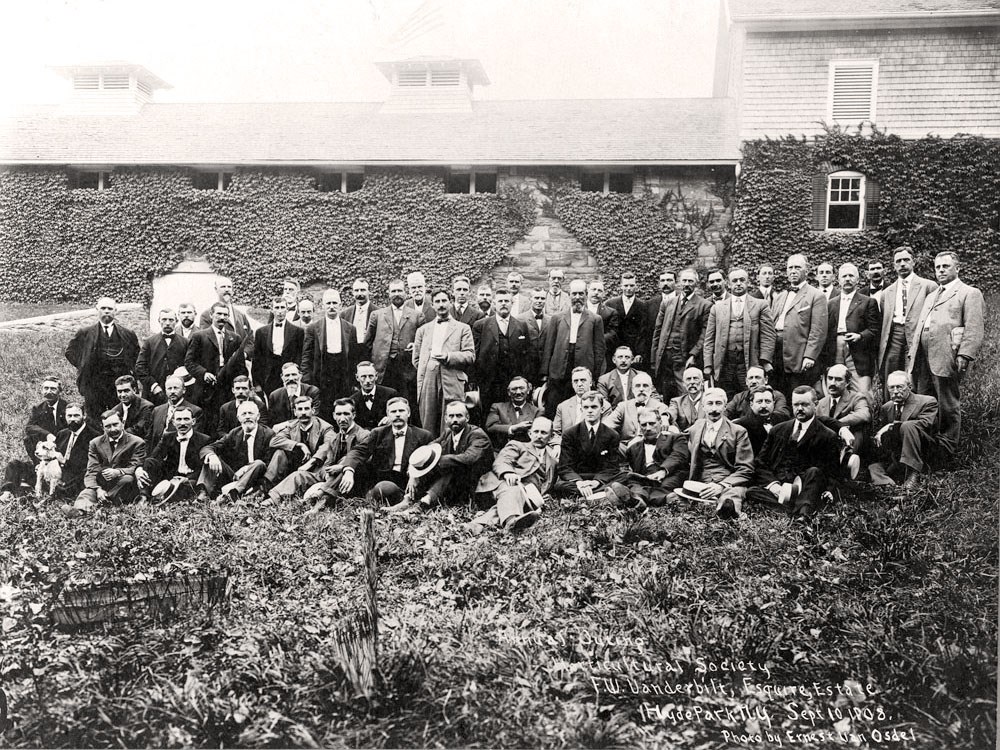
[
  {"left": 810, "top": 170, "right": 879, "bottom": 232},
  {"left": 828, "top": 60, "right": 878, "bottom": 124}
]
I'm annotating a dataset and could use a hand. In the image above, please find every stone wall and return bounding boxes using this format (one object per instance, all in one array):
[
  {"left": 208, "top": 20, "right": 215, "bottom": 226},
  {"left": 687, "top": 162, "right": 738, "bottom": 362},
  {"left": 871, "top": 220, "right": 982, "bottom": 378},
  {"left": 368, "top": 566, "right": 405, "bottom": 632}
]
[{"left": 0, "top": 305, "right": 146, "bottom": 335}]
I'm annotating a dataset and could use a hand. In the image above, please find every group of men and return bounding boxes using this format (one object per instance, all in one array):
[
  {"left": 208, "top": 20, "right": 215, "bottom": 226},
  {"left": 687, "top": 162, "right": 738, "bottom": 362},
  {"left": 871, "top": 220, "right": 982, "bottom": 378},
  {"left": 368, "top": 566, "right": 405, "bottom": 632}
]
[{"left": 0, "top": 246, "right": 983, "bottom": 528}]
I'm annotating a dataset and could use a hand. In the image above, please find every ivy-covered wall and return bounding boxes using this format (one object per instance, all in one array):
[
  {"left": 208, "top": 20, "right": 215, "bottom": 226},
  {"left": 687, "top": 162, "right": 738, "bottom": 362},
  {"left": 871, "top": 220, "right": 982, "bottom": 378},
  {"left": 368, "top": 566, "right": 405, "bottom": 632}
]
[
  {"left": 729, "top": 130, "right": 1000, "bottom": 286},
  {"left": 0, "top": 168, "right": 535, "bottom": 305}
]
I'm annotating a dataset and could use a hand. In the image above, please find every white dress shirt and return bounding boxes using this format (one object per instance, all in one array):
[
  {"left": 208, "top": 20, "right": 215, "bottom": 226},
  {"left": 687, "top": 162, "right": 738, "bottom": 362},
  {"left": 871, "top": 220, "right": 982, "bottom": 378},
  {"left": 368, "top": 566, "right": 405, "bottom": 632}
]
[
  {"left": 777, "top": 285, "right": 802, "bottom": 330},
  {"left": 731, "top": 294, "right": 746, "bottom": 319},
  {"left": 837, "top": 291, "right": 856, "bottom": 333},
  {"left": 354, "top": 304, "right": 370, "bottom": 343},
  {"left": 244, "top": 428, "right": 258, "bottom": 464},
  {"left": 272, "top": 321, "right": 285, "bottom": 355},
  {"left": 177, "top": 433, "right": 191, "bottom": 474},
  {"left": 325, "top": 318, "right": 343, "bottom": 354},
  {"left": 431, "top": 318, "right": 449, "bottom": 356},
  {"left": 569, "top": 311, "right": 582, "bottom": 344},
  {"left": 893, "top": 277, "right": 910, "bottom": 324},
  {"left": 392, "top": 428, "right": 407, "bottom": 471}
]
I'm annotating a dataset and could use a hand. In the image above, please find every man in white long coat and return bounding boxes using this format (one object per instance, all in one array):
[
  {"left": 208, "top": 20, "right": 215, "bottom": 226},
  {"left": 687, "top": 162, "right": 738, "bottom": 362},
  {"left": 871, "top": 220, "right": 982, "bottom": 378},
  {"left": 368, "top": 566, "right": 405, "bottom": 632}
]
[{"left": 413, "top": 288, "right": 476, "bottom": 433}]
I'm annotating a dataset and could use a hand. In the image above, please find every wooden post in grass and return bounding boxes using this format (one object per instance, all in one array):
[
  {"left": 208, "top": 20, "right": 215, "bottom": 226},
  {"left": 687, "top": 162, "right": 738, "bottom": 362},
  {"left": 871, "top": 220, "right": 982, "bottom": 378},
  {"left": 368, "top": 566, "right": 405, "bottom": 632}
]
[{"left": 328, "top": 509, "right": 379, "bottom": 699}]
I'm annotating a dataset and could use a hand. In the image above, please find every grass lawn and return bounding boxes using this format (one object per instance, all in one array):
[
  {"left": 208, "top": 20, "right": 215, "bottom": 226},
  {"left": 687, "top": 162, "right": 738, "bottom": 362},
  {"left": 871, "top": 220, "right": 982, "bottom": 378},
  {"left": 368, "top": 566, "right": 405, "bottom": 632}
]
[
  {"left": 0, "top": 308, "right": 996, "bottom": 749},
  {"left": 0, "top": 303, "right": 91, "bottom": 323}
]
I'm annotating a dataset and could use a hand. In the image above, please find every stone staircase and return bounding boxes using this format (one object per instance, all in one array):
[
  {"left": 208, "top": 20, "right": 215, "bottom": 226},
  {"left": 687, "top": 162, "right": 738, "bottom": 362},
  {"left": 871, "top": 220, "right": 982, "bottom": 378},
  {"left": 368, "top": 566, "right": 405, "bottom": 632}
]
[{"left": 488, "top": 215, "right": 598, "bottom": 290}]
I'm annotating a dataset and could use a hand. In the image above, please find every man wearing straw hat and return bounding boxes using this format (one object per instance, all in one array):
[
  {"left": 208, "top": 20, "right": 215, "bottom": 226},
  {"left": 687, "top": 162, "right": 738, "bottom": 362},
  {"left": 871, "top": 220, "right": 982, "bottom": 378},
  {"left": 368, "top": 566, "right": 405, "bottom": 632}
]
[{"left": 147, "top": 372, "right": 203, "bottom": 447}]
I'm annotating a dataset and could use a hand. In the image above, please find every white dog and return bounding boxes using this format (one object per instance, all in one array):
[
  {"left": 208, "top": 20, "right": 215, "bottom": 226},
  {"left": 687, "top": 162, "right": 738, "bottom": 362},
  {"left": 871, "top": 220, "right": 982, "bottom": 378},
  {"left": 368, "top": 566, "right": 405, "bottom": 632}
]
[{"left": 33, "top": 438, "right": 63, "bottom": 499}]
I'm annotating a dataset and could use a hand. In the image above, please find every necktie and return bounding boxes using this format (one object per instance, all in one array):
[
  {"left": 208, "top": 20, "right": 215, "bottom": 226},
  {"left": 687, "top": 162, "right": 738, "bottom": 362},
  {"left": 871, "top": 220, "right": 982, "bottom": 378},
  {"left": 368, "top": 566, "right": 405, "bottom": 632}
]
[
  {"left": 514, "top": 407, "right": 521, "bottom": 419},
  {"left": 167, "top": 405, "right": 175, "bottom": 426},
  {"left": 274, "top": 323, "right": 283, "bottom": 328},
  {"left": 792, "top": 421, "right": 803, "bottom": 441},
  {"left": 901, "top": 280, "right": 908, "bottom": 312},
  {"left": 164, "top": 336, "right": 172, "bottom": 347},
  {"left": 830, "top": 398, "right": 838, "bottom": 415},
  {"left": 110, "top": 440, "right": 118, "bottom": 453},
  {"left": 588, "top": 427, "right": 597, "bottom": 443},
  {"left": 105, "top": 325, "right": 112, "bottom": 337},
  {"left": 896, "top": 403, "right": 903, "bottom": 422},
  {"left": 66, "top": 430, "right": 78, "bottom": 457},
  {"left": 216, "top": 330, "right": 225, "bottom": 367},
  {"left": 246, "top": 433, "right": 254, "bottom": 464},
  {"left": 394, "top": 429, "right": 405, "bottom": 438}
]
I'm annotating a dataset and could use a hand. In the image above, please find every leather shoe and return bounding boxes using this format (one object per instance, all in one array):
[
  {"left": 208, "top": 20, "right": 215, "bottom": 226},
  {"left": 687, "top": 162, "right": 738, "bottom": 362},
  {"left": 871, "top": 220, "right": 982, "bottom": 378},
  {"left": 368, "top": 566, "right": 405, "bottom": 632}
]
[
  {"left": 385, "top": 499, "right": 415, "bottom": 514},
  {"left": 195, "top": 488, "right": 211, "bottom": 503},
  {"left": 506, "top": 510, "right": 541, "bottom": 531},
  {"left": 901, "top": 471, "right": 921, "bottom": 491},
  {"left": 716, "top": 497, "right": 738, "bottom": 520},
  {"left": 463, "top": 521, "right": 486, "bottom": 535}
]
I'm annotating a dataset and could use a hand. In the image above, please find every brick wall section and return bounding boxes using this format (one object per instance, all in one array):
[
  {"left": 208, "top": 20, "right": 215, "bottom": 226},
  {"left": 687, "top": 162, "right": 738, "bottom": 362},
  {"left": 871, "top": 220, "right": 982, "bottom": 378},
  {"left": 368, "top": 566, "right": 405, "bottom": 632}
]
[{"left": 739, "top": 26, "right": 1000, "bottom": 140}]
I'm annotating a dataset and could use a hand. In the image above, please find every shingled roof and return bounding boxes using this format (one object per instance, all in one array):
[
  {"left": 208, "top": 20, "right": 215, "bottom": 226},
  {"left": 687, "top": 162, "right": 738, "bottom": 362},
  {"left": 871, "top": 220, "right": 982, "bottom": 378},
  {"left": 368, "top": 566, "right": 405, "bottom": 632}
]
[
  {"left": 728, "top": 0, "right": 1000, "bottom": 21},
  {"left": 0, "top": 97, "right": 740, "bottom": 166}
]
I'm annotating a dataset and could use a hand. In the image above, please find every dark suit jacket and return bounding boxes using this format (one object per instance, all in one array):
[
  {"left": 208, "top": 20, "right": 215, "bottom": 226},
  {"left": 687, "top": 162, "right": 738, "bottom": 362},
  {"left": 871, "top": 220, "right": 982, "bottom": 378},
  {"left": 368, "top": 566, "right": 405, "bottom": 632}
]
[
  {"left": 591, "top": 303, "right": 619, "bottom": 363},
  {"left": 451, "top": 304, "right": 485, "bottom": 327},
  {"left": 404, "top": 298, "right": 436, "bottom": 325},
  {"left": 65, "top": 322, "right": 140, "bottom": 401},
  {"left": 343, "top": 423, "right": 433, "bottom": 478},
  {"left": 703, "top": 296, "right": 777, "bottom": 379},
  {"left": 597, "top": 368, "right": 637, "bottom": 409},
  {"left": 748, "top": 287, "right": 776, "bottom": 308},
  {"left": 267, "top": 384, "right": 321, "bottom": 424},
  {"left": 148, "top": 399, "right": 204, "bottom": 446},
  {"left": 823, "top": 292, "right": 881, "bottom": 376},
  {"left": 111, "top": 398, "right": 154, "bottom": 441},
  {"left": 557, "top": 421, "right": 620, "bottom": 484},
  {"left": 514, "top": 309, "right": 548, "bottom": 385},
  {"left": 756, "top": 418, "right": 841, "bottom": 486},
  {"left": 145, "top": 430, "right": 212, "bottom": 479},
  {"left": 651, "top": 293, "right": 713, "bottom": 372},
  {"left": 542, "top": 309, "right": 607, "bottom": 381},
  {"left": 472, "top": 315, "right": 533, "bottom": 395},
  {"left": 300, "top": 317, "right": 358, "bottom": 391},
  {"left": 341, "top": 305, "right": 375, "bottom": 359},
  {"left": 733, "top": 413, "right": 781, "bottom": 455},
  {"left": 184, "top": 326, "right": 247, "bottom": 395},
  {"left": 25, "top": 399, "right": 68, "bottom": 457},
  {"left": 198, "top": 304, "right": 252, "bottom": 344},
  {"left": 725, "top": 389, "right": 791, "bottom": 423},
  {"left": 607, "top": 296, "right": 650, "bottom": 364},
  {"left": 878, "top": 393, "right": 938, "bottom": 433},
  {"left": 202, "top": 424, "right": 282, "bottom": 472},
  {"left": 435, "top": 425, "right": 494, "bottom": 484},
  {"left": 484, "top": 400, "right": 540, "bottom": 449},
  {"left": 84, "top": 432, "right": 147, "bottom": 488},
  {"left": 251, "top": 322, "right": 305, "bottom": 395},
  {"left": 350, "top": 385, "right": 399, "bottom": 430},
  {"left": 624, "top": 432, "right": 689, "bottom": 477},
  {"left": 217, "top": 396, "right": 270, "bottom": 438},
  {"left": 55, "top": 424, "right": 99, "bottom": 490},
  {"left": 135, "top": 333, "right": 189, "bottom": 399}
]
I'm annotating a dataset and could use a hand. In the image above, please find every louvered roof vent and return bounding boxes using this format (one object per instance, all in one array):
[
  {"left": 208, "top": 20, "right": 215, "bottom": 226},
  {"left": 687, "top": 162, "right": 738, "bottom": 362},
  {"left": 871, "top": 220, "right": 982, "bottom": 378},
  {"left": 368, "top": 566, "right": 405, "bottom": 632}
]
[
  {"left": 50, "top": 62, "right": 171, "bottom": 115},
  {"left": 376, "top": 56, "right": 489, "bottom": 113}
]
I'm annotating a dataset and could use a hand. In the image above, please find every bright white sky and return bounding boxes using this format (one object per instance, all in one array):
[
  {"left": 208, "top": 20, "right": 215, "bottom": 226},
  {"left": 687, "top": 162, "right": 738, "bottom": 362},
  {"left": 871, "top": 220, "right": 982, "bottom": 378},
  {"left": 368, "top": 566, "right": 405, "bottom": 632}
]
[{"left": 1, "top": 0, "right": 720, "bottom": 108}]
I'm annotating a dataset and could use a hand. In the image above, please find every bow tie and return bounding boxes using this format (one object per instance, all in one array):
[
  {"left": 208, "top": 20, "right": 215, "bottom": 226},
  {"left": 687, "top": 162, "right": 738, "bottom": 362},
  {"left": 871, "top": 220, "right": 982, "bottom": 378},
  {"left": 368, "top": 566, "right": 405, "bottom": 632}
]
[
  {"left": 643, "top": 437, "right": 658, "bottom": 445},
  {"left": 534, "top": 313, "right": 544, "bottom": 319},
  {"left": 393, "top": 430, "right": 406, "bottom": 438},
  {"left": 274, "top": 323, "right": 283, "bottom": 328}
]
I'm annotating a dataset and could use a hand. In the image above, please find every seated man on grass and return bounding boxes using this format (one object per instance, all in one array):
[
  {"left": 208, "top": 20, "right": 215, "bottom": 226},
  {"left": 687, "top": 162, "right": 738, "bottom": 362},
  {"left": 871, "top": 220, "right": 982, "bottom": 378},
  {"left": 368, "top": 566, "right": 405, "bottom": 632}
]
[
  {"left": 484, "top": 376, "right": 540, "bottom": 450},
  {"left": 870, "top": 370, "right": 939, "bottom": 490},
  {"left": 339, "top": 396, "right": 433, "bottom": 506},
  {"left": 747, "top": 386, "right": 842, "bottom": 521},
  {"left": 136, "top": 407, "right": 212, "bottom": 503},
  {"left": 554, "top": 391, "right": 625, "bottom": 502},
  {"left": 1, "top": 377, "right": 69, "bottom": 504},
  {"left": 467, "top": 416, "right": 558, "bottom": 533},
  {"left": 619, "top": 407, "right": 689, "bottom": 509},
  {"left": 672, "top": 387, "right": 753, "bottom": 519},
  {"left": 667, "top": 367, "right": 708, "bottom": 432},
  {"left": 265, "top": 395, "right": 333, "bottom": 494},
  {"left": 597, "top": 345, "right": 640, "bottom": 409},
  {"left": 386, "top": 400, "right": 493, "bottom": 514},
  {"left": 300, "top": 398, "right": 372, "bottom": 512},
  {"left": 197, "top": 401, "right": 295, "bottom": 502},
  {"left": 64, "top": 410, "right": 147, "bottom": 516},
  {"left": 602, "top": 371, "right": 664, "bottom": 455}
]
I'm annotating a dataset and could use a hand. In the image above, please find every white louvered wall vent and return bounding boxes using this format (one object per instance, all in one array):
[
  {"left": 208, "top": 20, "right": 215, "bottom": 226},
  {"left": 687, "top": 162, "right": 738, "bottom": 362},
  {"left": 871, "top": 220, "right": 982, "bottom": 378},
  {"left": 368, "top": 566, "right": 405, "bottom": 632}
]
[
  {"left": 830, "top": 61, "right": 878, "bottom": 122},
  {"left": 397, "top": 70, "right": 427, "bottom": 87},
  {"left": 102, "top": 73, "right": 130, "bottom": 90},
  {"left": 73, "top": 74, "right": 100, "bottom": 90},
  {"left": 136, "top": 79, "right": 153, "bottom": 96},
  {"left": 430, "top": 69, "right": 460, "bottom": 87}
]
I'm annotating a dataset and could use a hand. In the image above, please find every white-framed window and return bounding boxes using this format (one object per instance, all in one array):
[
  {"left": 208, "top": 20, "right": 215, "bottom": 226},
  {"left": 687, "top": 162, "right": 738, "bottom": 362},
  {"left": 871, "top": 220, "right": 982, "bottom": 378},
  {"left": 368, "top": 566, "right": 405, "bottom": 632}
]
[
  {"left": 580, "top": 170, "right": 633, "bottom": 194},
  {"left": 445, "top": 170, "right": 497, "bottom": 194},
  {"left": 315, "top": 171, "right": 364, "bottom": 193},
  {"left": 70, "top": 170, "right": 112, "bottom": 190},
  {"left": 192, "top": 171, "right": 233, "bottom": 191},
  {"left": 811, "top": 169, "right": 882, "bottom": 232},
  {"left": 828, "top": 60, "right": 878, "bottom": 125}
]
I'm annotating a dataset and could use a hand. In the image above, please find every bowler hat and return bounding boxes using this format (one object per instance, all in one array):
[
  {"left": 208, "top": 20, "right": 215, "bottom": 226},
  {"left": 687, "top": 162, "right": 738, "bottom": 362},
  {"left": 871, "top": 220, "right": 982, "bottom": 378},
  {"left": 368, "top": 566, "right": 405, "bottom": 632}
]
[{"left": 408, "top": 443, "right": 442, "bottom": 478}]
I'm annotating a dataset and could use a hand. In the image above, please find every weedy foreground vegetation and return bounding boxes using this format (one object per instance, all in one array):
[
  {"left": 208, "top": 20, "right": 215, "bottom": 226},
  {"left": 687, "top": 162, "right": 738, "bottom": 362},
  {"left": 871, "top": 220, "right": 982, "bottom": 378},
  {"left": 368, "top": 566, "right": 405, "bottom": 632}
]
[{"left": 0, "top": 306, "right": 996, "bottom": 749}]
